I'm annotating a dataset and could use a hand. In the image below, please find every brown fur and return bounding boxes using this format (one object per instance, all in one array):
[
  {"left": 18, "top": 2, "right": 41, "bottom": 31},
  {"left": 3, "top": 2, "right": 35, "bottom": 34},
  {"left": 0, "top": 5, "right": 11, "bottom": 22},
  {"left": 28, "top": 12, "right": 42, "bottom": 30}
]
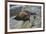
[{"left": 15, "top": 10, "right": 30, "bottom": 22}]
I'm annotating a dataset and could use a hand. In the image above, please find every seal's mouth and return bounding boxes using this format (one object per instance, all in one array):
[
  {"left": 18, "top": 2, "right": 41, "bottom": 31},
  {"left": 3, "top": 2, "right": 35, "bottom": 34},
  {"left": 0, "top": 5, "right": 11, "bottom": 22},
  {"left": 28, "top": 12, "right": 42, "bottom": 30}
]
[{"left": 14, "top": 16, "right": 22, "bottom": 20}]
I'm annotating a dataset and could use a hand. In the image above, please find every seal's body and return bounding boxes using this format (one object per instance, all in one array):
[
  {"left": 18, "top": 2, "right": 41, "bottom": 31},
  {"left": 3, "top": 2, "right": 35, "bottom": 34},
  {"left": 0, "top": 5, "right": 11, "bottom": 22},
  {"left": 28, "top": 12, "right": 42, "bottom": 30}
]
[{"left": 15, "top": 10, "right": 30, "bottom": 21}]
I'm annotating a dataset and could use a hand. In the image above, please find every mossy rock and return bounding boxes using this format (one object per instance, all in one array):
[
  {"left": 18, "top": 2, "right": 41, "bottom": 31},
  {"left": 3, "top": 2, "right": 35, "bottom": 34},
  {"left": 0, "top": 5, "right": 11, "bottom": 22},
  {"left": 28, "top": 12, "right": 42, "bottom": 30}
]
[{"left": 21, "top": 21, "right": 32, "bottom": 28}]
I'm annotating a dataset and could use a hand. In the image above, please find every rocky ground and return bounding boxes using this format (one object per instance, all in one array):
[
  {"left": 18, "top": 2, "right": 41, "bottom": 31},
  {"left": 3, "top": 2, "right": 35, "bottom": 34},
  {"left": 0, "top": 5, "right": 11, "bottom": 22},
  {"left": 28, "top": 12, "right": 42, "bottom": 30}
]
[
  {"left": 9, "top": 5, "right": 41, "bottom": 29},
  {"left": 10, "top": 15, "right": 41, "bottom": 29}
]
